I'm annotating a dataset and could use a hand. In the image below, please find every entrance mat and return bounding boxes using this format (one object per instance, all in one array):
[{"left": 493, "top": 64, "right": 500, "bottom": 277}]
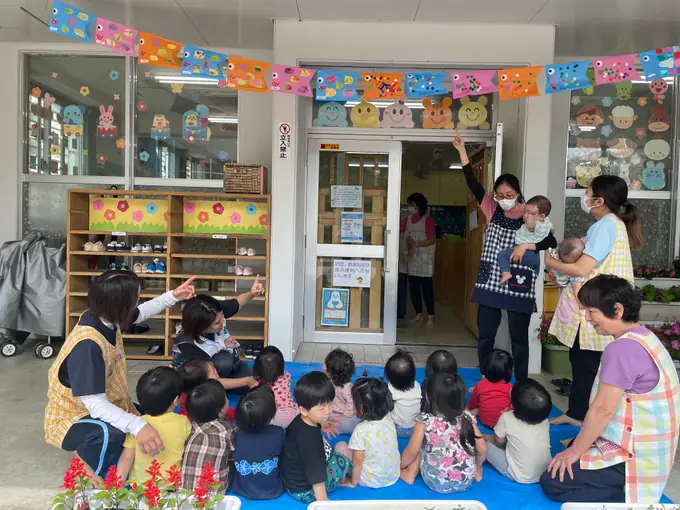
[{"left": 226, "top": 363, "right": 673, "bottom": 509}]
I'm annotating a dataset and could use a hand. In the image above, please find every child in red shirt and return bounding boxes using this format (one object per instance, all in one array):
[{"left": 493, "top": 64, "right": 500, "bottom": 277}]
[{"left": 467, "top": 349, "right": 513, "bottom": 428}]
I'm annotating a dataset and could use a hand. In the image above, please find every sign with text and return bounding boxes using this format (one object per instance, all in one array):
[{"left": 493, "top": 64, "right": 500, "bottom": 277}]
[
  {"left": 332, "top": 259, "right": 371, "bottom": 288},
  {"left": 320, "top": 287, "right": 349, "bottom": 327},
  {"left": 331, "top": 185, "right": 362, "bottom": 208},
  {"left": 278, "top": 122, "right": 292, "bottom": 160},
  {"left": 341, "top": 212, "right": 363, "bottom": 243}
]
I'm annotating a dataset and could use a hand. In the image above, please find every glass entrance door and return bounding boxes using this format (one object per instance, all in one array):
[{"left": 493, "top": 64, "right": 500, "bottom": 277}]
[{"left": 304, "top": 139, "right": 402, "bottom": 344}]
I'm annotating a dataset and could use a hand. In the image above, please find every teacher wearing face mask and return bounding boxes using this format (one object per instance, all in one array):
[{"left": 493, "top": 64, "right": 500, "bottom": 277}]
[
  {"left": 453, "top": 134, "right": 556, "bottom": 381},
  {"left": 546, "top": 175, "right": 642, "bottom": 427}
]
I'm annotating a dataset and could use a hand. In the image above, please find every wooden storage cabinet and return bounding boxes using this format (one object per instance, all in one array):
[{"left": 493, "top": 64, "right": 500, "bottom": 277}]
[{"left": 66, "top": 189, "right": 271, "bottom": 360}]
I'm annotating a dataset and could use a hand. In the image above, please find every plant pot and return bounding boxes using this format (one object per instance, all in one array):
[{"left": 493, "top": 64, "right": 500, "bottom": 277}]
[
  {"left": 308, "top": 501, "right": 487, "bottom": 509},
  {"left": 639, "top": 301, "right": 680, "bottom": 322},
  {"left": 542, "top": 343, "right": 572, "bottom": 378}
]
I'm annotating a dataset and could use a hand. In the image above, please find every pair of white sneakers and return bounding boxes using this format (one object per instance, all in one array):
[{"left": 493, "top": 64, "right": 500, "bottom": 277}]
[
  {"left": 234, "top": 265, "right": 254, "bottom": 276},
  {"left": 82, "top": 241, "right": 105, "bottom": 252},
  {"left": 236, "top": 247, "right": 257, "bottom": 256}
]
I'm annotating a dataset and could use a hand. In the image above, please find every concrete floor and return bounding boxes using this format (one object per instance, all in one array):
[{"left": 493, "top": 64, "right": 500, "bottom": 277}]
[{"left": 1, "top": 340, "right": 678, "bottom": 509}]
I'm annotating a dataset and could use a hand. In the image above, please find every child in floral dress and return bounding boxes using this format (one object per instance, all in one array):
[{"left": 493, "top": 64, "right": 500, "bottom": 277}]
[
  {"left": 253, "top": 346, "right": 299, "bottom": 428},
  {"left": 400, "top": 372, "right": 486, "bottom": 493}
]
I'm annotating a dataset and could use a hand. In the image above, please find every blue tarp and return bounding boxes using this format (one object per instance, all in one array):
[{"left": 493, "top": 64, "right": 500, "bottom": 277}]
[{"left": 225, "top": 362, "right": 673, "bottom": 509}]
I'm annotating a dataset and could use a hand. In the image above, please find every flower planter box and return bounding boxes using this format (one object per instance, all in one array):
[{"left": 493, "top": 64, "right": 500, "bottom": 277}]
[
  {"left": 77, "top": 493, "right": 241, "bottom": 510},
  {"left": 639, "top": 301, "right": 680, "bottom": 322},
  {"left": 635, "top": 277, "right": 680, "bottom": 290},
  {"left": 561, "top": 504, "right": 676, "bottom": 509},
  {"left": 308, "top": 501, "right": 487, "bottom": 510},
  {"left": 542, "top": 343, "right": 572, "bottom": 378}
]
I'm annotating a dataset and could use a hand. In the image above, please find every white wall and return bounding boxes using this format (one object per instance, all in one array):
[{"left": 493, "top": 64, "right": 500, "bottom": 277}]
[
  {"left": 0, "top": 42, "right": 272, "bottom": 246},
  {"left": 269, "top": 20, "right": 556, "bottom": 372}
]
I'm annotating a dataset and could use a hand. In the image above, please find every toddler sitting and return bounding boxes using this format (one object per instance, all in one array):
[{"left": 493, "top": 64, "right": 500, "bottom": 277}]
[
  {"left": 498, "top": 195, "right": 553, "bottom": 285},
  {"left": 549, "top": 236, "right": 586, "bottom": 293},
  {"left": 384, "top": 350, "right": 421, "bottom": 437},
  {"left": 324, "top": 348, "right": 361, "bottom": 434},
  {"left": 254, "top": 346, "right": 299, "bottom": 428},
  {"left": 467, "top": 349, "right": 513, "bottom": 428}
]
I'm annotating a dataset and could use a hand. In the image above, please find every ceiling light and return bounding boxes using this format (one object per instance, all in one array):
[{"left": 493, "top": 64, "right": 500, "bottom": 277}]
[
  {"left": 154, "top": 74, "right": 220, "bottom": 85},
  {"left": 632, "top": 77, "right": 674, "bottom": 84},
  {"left": 449, "top": 164, "right": 462, "bottom": 169},
  {"left": 348, "top": 163, "right": 388, "bottom": 168},
  {"left": 208, "top": 117, "right": 238, "bottom": 124}
]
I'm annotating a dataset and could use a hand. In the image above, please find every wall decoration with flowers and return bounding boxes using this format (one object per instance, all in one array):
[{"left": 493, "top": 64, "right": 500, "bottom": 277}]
[
  {"left": 183, "top": 199, "right": 269, "bottom": 235},
  {"left": 89, "top": 197, "right": 168, "bottom": 232}
]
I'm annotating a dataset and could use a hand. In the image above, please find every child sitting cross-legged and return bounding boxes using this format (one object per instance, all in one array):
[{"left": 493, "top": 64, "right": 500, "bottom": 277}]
[
  {"left": 484, "top": 378, "right": 552, "bottom": 484},
  {"left": 421, "top": 349, "right": 458, "bottom": 411},
  {"left": 401, "top": 373, "right": 486, "bottom": 493},
  {"left": 281, "top": 372, "right": 352, "bottom": 503},
  {"left": 324, "top": 348, "right": 361, "bottom": 435},
  {"left": 253, "top": 346, "right": 299, "bottom": 428},
  {"left": 467, "top": 349, "right": 513, "bottom": 428},
  {"left": 232, "top": 385, "right": 285, "bottom": 500},
  {"left": 335, "top": 378, "right": 400, "bottom": 489},
  {"left": 384, "top": 350, "right": 422, "bottom": 437},
  {"left": 181, "top": 379, "right": 235, "bottom": 493},
  {"left": 117, "top": 367, "right": 191, "bottom": 484},
  {"left": 177, "top": 360, "right": 219, "bottom": 418}
]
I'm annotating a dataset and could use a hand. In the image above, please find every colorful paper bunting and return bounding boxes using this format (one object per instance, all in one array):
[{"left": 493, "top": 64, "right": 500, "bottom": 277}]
[
  {"left": 362, "top": 73, "right": 406, "bottom": 100},
  {"left": 138, "top": 32, "right": 182, "bottom": 69},
  {"left": 94, "top": 17, "right": 137, "bottom": 56},
  {"left": 451, "top": 70, "right": 498, "bottom": 99},
  {"left": 640, "top": 46, "right": 680, "bottom": 80},
  {"left": 270, "top": 64, "right": 316, "bottom": 97},
  {"left": 226, "top": 56, "right": 270, "bottom": 93},
  {"left": 592, "top": 54, "right": 640, "bottom": 85},
  {"left": 49, "top": 0, "right": 94, "bottom": 43},
  {"left": 544, "top": 60, "right": 591, "bottom": 94},
  {"left": 181, "top": 46, "right": 228, "bottom": 79},
  {"left": 498, "top": 67, "right": 541, "bottom": 100},
  {"left": 405, "top": 73, "right": 447, "bottom": 97},
  {"left": 316, "top": 71, "right": 360, "bottom": 102}
]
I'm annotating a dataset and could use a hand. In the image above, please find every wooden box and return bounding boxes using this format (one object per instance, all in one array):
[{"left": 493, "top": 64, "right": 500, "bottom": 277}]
[{"left": 223, "top": 164, "right": 268, "bottom": 194}]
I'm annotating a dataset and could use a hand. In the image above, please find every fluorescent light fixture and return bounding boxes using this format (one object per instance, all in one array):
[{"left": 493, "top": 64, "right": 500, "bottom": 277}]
[
  {"left": 344, "top": 100, "right": 426, "bottom": 109},
  {"left": 449, "top": 164, "right": 463, "bottom": 169},
  {"left": 154, "top": 74, "right": 220, "bottom": 85},
  {"left": 348, "top": 163, "right": 388, "bottom": 168},
  {"left": 578, "top": 126, "right": 597, "bottom": 131},
  {"left": 208, "top": 117, "right": 238, "bottom": 124},
  {"left": 632, "top": 77, "right": 673, "bottom": 84}
]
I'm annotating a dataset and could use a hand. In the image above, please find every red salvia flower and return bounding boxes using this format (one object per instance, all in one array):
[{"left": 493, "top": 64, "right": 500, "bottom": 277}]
[
  {"left": 143, "top": 479, "right": 161, "bottom": 508},
  {"left": 166, "top": 464, "right": 182, "bottom": 490},
  {"left": 193, "top": 462, "right": 218, "bottom": 509},
  {"left": 61, "top": 457, "right": 90, "bottom": 491},
  {"left": 102, "top": 465, "right": 124, "bottom": 491},
  {"left": 145, "top": 459, "right": 164, "bottom": 482}
]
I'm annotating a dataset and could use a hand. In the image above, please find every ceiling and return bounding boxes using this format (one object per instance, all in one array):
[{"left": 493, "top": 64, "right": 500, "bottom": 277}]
[{"left": 1, "top": 0, "right": 680, "bottom": 55}]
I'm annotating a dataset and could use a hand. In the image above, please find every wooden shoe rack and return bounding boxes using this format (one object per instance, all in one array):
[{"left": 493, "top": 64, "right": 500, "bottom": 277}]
[{"left": 66, "top": 189, "right": 270, "bottom": 360}]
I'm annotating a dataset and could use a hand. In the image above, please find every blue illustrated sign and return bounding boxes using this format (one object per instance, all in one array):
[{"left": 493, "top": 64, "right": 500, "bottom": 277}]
[{"left": 321, "top": 288, "right": 349, "bottom": 328}]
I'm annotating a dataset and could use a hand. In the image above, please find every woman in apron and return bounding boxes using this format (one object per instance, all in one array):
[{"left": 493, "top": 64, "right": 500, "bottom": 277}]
[
  {"left": 546, "top": 175, "right": 642, "bottom": 427},
  {"left": 541, "top": 275, "right": 679, "bottom": 504},
  {"left": 453, "top": 134, "right": 556, "bottom": 381},
  {"left": 401, "top": 192, "right": 436, "bottom": 328}
]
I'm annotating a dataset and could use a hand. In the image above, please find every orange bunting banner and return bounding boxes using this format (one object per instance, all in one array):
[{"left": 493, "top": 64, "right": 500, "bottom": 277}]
[
  {"left": 138, "top": 32, "right": 183, "bottom": 69},
  {"left": 362, "top": 73, "right": 406, "bottom": 100},
  {"left": 226, "top": 56, "right": 270, "bottom": 93},
  {"left": 497, "top": 66, "right": 542, "bottom": 100}
]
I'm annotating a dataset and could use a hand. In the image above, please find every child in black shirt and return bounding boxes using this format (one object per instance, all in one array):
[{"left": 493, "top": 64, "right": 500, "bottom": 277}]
[
  {"left": 232, "top": 385, "right": 285, "bottom": 500},
  {"left": 281, "top": 372, "right": 352, "bottom": 503}
]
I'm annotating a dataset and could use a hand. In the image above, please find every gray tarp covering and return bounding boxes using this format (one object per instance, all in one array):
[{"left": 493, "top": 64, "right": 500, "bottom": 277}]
[{"left": 0, "top": 231, "right": 66, "bottom": 336}]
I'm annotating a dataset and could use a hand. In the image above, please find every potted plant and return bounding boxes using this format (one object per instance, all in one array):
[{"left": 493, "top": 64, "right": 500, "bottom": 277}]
[
  {"left": 539, "top": 313, "right": 572, "bottom": 377},
  {"left": 648, "top": 318, "right": 680, "bottom": 369}
]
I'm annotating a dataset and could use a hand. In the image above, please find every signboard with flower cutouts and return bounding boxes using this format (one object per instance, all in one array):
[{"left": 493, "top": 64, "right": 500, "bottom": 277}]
[
  {"left": 182, "top": 200, "right": 269, "bottom": 235},
  {"left": 89, "top": 197, "right": 168, "bottom": 232}
]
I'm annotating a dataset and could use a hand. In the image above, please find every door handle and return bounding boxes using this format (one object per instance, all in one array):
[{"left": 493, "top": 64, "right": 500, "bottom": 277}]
[{"left": 384, "top": 229, "right": 391, "bottom": 273}]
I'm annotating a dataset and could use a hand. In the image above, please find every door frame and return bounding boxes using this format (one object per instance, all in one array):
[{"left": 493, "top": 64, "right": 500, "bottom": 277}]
[{"left": 304, "top": 137, "right": 403, "bottom": 345}]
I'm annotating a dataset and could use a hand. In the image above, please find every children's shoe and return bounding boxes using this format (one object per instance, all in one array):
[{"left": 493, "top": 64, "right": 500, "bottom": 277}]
[
  {"left": 92, "top": 241, "right": 105, "bottom": 252},
  {"left": 162, "top": 242, "right": 167, "bottom": 253},
  {"left": 234, "top": 265, "right": 244, "bottom": 276},
  {"left": 141, "top": 263, "right": 149, "bottom": 273},
  {"left": 83, "top": 241, "right": 95, "bottom": 252},
  {"left": 106, "top": 241, "right": 117, "bottom": 252},
  {"left": 247, "top": 248, "right": 256, "bottom": 256},
  {"left": 153, "top": 245, "right": 163, "bottom": 253},
  {"left": 252, "top": 345, "right": 262, "bottom": 357},
  {"left": 147, "top": 261, "right": 157, "bottom": 273},
  {"left": 116, "top": 241, "right": 129, "bottom": 251},
  {"left": 245, "top": 345, "right": 254, "bottom": 358},
  {"left": 119, "top": 261, "right": 129, "bottom": 271},
  {"left": 109, "top": 262, "right": 119, "bottom": 270},
  {"left": 142, "top": 244, "right": 153, "bottom": 253},
  {"left": 133, "top": 263, "right": 142, "bottom": 274},
  {"left": 131, "top": 243, "right": 142, "bottom": 253},
  {"left": 242, "top": 266, "right": 253, "bottom": 276},
  {"left": 154, "top": 260, "right": 166, "bottom": 274},
  {"left": 147, "top": 344, "right": 162, "bottom": 355},
  {"left": 236, "top": 247, "right": 248, "bottom": 256}
]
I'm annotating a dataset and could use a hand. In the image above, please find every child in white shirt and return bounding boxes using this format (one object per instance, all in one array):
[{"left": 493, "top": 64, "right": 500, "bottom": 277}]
[{"left": 384, "top": 350, "right": 421, "bottom": 437}]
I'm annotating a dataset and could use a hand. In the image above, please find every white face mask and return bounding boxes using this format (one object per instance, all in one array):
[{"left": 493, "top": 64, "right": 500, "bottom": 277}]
[
  {"left": 581, "top": 194, "right": 596, "bottom": 214},
  {"left": 496, "top": 198, "right": 517, "bottom": 211},
  {"left": 407, "top": 206, "right": 418, "bottom": 215}
]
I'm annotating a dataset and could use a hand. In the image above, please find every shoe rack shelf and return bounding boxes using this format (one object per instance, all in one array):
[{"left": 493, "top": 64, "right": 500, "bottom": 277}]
[{"left": 66, "top": 189, "right": 271, "bottom": 361}]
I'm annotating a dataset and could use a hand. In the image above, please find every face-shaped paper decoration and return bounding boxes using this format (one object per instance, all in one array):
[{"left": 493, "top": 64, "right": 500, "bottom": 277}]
[
  {"left": 648, "top": 107, "right": 671, "bottom": 133},
  {"left": 615, "top": 81, "right": 632, "bottom": 100},
  {"left": 576, "top": 163, "right": 601, "bottom": 188},
  {"left": 94, "top": 17, "right": 138, "bottom": 56},
  {"left": 350, "top": 100, "right": 381, "bottom": 128},
  {"left": 381, "top": 100, "right": 414, "bottom": 128},
  {"left": 644, "top": 137, "right": 671, "bottom": 161},
  {"left": 458, "top": 96, "right": 490, "bottom": 130},
  {"left": 183, "top": 104, "right": 211, "bottom": 143},
  {"left": 226, "top": 56, "right": 270, "bottom": 93},
  {"left": 151, "top": 114, "right": 171, "bottom": 140},
  {"left": 575, "top": 106, "right": 605, "bottom": 128},
  {"left": 641, "top": 161, "right": 666, "bottom": 190},
  {"left": 62, "top": 105, "right": 84, "bottom": 137},
  {"left": 422, "top": 98, "right": 454, "bottom": 129},
  {"left": 609, "top": 105, "right": 637, "bottom": 130},
  {"left": 607, "top": 138, "right": 637, "bottom": 159},
  {"left": 650, "top": 78, "right": 669, "bottom": 104},
  {"left": 313, "top": 102, "right": 349, "bottom": 127},
  {"left": 97, "top": 105, "right": 117, "bottom": 137}
]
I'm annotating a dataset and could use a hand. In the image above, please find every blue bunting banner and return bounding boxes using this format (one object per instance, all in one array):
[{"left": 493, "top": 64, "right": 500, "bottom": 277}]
[
  {"left": 640, "top": 46, "right": 680, "bottom": 80},
  {"left": 315, "top": 71, "right": 361, "bottom": 102},
  {"left": 49, "top": 0, "right": 95, "bottom": 43},
  {"left": 181, "top": 46, "right": 228, "bottom": 79},
  {"left": 544, "top": 60, "right": 591, "bottom": 94},
  {"left": 405, "top": 73, "right": 448, "bottom": 98}
]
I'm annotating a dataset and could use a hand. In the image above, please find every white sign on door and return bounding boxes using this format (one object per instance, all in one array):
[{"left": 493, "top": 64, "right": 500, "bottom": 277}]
[
  {"left": 331, "top": 185, "right": 362, "bottom": 208},
  {"left": 333, "top": 259, "right": 371, "bottom": 288},
  {"left": 278, "top": 122, "right": 292, "bottom": 160},
  {"left": 340, "top": 212, "right": 363, "bottom": 243}
]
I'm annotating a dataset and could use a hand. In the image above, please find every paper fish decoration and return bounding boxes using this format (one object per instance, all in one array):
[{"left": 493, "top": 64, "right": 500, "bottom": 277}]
[
  {"left": 640, "top": 46, "right": 680, "bottom": 80},
  {"left": 270, "top": 64, "right": 315, "bottom": 97},
  {"left": 49, "top": 0, "right": 94, "bottom": 42},
  {"left": 226, "top": 56, "right": 270, "bottom": 93},
  {"left": 362, "top": 73, "right": 406, "bottom": 100},
  {"left": 544, "top": 60, "right": 591, "bottom": 94},
  {"left": 498, "top": 67, "right": 541, "bottom": 100},
  {"left": 138, "top": 32, "right": 182, "bottom": 69},
  {"left": 183, "top": 104, "right": 211, "bottom": 143},
  {"left": 181, "top": 46, "right": 228, "bottom": 79},
  {"left": 405, "top": 73, "right": 447, "bottom": 98},
  {"left": 451, "top": 70, "right": 498, "bottom": 99},
  {"left": 592, "top": 54, "right": 641, "bottom": 85},
  {"left": 316, "top": 71, "right": 360, "bottom": 102},
  {"left": 94, "top": 17, "right": 138, "bottom": 56}
]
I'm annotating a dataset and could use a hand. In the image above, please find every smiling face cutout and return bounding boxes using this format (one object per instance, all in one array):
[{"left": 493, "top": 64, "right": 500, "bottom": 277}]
[
  {"left": 381, "top": 100, "right": 414, "bottom": 128},
  {"left": 422, "top": 97, "right": 454, "bottom": 129},
  {"left": 649, "top": 107, "right": 670, "bottom": 133},
  {"left": 606, "top": 138, "right": 637, "bottom": 159},
  {"left": 576, "top": 105, "right": 605, "bottom": 128},
  {"left": 313, "top": 102, "right": 348, "bottom": 127},
  {"left": 458, "top": 96, "right": 490, "bottom": 130},
  {"left": 644, "top": 137, "right": 671, "bottom": 161},
  {"left": 609, "top": 105, "right": 637, "bottom": 130},
  {"left": 350, "top": 100, "right": 381, "bottom": 128}
]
